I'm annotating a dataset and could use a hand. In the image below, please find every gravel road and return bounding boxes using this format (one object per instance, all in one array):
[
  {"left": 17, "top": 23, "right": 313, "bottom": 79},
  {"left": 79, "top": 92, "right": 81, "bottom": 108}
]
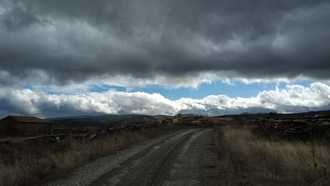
[{"left": 47, "top": 128, "right": 217, "bottom": 186}]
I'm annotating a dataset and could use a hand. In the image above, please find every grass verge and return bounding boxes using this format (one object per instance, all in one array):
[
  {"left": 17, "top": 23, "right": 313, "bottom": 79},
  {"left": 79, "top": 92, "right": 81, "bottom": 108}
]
[{"left": 215, "top": 126, "right": 330, "bottom": 186}]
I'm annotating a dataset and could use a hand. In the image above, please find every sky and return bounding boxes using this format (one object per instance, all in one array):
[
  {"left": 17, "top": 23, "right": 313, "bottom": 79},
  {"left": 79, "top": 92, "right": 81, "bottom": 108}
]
[{"left": 0, "top": 0, "right": 330, "bottom": 117}]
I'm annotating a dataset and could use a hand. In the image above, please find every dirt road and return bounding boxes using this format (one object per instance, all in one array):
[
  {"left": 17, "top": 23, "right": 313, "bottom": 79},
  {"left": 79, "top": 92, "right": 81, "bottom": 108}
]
[{"left": 48, "top": 128, "right": 217, "bottom": 186}]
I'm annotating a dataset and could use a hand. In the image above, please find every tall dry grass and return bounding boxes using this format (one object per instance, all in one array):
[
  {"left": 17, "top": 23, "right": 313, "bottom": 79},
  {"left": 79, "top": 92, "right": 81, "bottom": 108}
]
[
  {"left": 215, "top": 126, "right": 330, "bottom": 186},
  {"left": 0, "top": 127, "right": 171, "bottom": 186}
]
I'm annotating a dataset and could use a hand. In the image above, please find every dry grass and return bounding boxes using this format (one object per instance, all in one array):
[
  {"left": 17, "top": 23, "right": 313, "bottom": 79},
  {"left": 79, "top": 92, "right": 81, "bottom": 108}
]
[
  {"left": 0, "top": 127, "right": 173, "bottom": 186},
  {"left": 215, "top": 126, "right": 330, "bottom": 186}
]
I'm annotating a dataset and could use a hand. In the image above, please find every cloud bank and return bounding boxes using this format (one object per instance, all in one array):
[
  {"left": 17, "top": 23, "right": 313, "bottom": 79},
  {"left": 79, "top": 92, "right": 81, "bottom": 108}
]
[
  {"left": 1, "top": 1, "right": 330, "bottom": 117},
  {"left": 1, "top": 82, "right": 329, "bottom": 117},
  {"left": 0, "top": 0, "right": 330, "bottom": 86}
]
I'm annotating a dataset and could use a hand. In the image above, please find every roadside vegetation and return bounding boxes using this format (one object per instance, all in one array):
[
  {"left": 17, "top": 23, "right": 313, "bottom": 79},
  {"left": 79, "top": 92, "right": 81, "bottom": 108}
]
[
  {"left": 0, "top": 127, "right": 176, "bottom": 186},
  {"left": 215, "top": 126, "right": 330, "bottom": 186}
]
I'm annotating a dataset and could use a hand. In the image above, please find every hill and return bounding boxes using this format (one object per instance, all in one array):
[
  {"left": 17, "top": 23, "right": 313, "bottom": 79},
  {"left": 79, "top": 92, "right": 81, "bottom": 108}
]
[{"left": 49, "top": 114, "right": 160, "bottom": 128}]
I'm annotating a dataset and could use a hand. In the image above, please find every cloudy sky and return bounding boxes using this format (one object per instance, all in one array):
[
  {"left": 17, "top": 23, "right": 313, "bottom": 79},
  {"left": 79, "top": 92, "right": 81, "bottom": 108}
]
[{"left": 0, "top": 0, "right": 330, "bottom": 117}]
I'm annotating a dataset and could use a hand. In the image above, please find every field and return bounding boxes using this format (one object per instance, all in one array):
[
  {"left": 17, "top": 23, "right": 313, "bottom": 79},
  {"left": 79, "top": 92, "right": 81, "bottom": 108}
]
[
  {"left": 1, "top": 111, "right": 330, "bottom": 185},
  {"left": 215, "top": 125, "right": 330, "bottom": 186}
]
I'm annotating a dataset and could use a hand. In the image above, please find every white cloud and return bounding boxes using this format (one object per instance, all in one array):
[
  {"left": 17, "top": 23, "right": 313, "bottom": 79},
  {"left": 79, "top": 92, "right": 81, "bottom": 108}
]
[
  {"left": 0, "top": 82, "right": 329, "bottom": 117},
  {"left": 257, "top": 82, "right": 330, "bottom": 112}
]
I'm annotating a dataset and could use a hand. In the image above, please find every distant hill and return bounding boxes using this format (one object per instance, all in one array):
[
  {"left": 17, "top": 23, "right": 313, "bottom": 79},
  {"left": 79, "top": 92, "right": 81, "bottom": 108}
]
[
  {"left": 48, "top": 114, "right": 160, "bottom": 128},
  {"left": 1, "top": 115, "right": 47, "bottom": 123},
  {"left": 0, "top": 115, "right": 50, "bottom": 136},
  {"left": 221, "top": 110, "right": 330, "bottom": 120}
]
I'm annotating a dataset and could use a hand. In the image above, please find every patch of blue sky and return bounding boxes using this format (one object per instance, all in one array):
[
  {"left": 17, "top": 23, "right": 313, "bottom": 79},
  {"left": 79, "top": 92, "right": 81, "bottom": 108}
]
[
  {"left": 31, "top": 79, "right": 313, "bottom": 100},
  {"left": 131, "top": 81, "right": 275, "bottom": 100},
  {"left": 86, "top": 79, "right": 315, "bottom": 100},
  {"left": 88, "top": 84, "right": 127, "bottom": 92}
]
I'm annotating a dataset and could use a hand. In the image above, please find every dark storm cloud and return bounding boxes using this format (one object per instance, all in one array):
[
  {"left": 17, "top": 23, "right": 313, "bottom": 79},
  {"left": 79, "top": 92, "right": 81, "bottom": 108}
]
[{"left": 0, "top": 0, "right": 330, "bottom": 84}]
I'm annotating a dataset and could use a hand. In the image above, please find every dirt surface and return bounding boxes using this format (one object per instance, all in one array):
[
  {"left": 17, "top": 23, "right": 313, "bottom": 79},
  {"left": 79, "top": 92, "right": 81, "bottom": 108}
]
[{"left": 47, "top": 128, "right": 217, "bottom": 186}]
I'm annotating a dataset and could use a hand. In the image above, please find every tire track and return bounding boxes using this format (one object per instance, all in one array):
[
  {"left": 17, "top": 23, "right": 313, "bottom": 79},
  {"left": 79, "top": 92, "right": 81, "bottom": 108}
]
[{"left": 91, "top": 129, "right": 201, "bottom": 186}]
